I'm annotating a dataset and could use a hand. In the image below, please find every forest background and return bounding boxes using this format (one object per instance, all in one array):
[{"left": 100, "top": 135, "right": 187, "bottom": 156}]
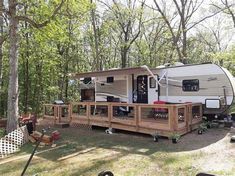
[{"left": 0, "top": 0, "right": 235, "bottom": 131}]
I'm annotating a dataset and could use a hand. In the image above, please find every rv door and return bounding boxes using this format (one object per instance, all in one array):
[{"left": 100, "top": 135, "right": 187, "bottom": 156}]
[
  {"left": 137, "top": 75, "right": 148, "bottom": 103},
  {"left": 148, "top": 75, "right": 159, "bottom": 104}
]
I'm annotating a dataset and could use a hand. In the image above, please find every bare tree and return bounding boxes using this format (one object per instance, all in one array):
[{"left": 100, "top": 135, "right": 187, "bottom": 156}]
[
  {"left": 134, "top": 11, "right": 169, "bottom": 66},
  {"left": 212, "top": 0, "right": 235, "bottom": 28},
  {"left": 151, "top": 0, "right": 221, "bottom": 63},
  {"left": 100, "top": 0, "right": 145, "bottom": 68}
]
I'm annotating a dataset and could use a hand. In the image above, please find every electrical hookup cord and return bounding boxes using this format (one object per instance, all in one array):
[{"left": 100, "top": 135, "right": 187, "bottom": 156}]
[{"left": 21, "top": 129, "right": 46, "bottom": 176}]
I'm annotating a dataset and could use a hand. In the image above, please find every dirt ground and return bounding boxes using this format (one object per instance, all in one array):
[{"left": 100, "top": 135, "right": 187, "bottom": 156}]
[{"left": 0, "top": 119, "right": 235, "bottom": 176}]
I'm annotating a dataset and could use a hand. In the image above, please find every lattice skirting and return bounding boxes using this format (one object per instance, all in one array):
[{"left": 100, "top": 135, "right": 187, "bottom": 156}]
[
  {"left": 70, "top": 122, "right": 92, "bottom": 130},
  {"left": 0, "top": 126, "right": 29, "bottom": 158}
]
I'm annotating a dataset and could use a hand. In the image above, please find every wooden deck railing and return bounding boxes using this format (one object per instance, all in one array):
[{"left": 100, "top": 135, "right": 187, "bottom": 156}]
[
  {"left": 43, "top": 104, "right": 70, "bottom": 124},
  {"left": 43, "top": 102, "right": 203, "bottom": 136}
]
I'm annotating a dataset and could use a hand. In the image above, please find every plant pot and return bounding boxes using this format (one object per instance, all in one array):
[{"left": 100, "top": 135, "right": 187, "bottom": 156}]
[
  {"left": 198, "top": 129, "right": 203, "bottom": 134},
  {"left": 153, "top": 136, "right": 158, "bottom": 142},
  {"left": 172, "top": 138, "right": 177, "bottom": 144}
]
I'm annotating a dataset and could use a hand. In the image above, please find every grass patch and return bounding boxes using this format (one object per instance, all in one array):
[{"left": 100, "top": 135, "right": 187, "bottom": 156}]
[
  {"left": 0, "top": 125, "right": 234, "bottom": 176},
  {"left": 0, "top": 128, "right": 5, "bottom": 138}
]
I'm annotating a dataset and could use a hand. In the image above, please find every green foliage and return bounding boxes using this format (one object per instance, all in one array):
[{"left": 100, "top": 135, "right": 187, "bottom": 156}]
[
  {"left": 169, "top": 133, "right": 181, "bottom": 140},
  {"left": 0, "top": 0, "right": 235, "bottom": 117},
  {"left": 0, "top": 128, "right": 5, "bottom": 138}
]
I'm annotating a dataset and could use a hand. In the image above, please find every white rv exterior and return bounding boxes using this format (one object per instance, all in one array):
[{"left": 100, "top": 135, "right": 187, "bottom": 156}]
[
  {"left": 75, "top": 63, "right": 235, "bottom": 115},
  {"left": 157, "top": 64, "right": 235, "bottom": 114}
]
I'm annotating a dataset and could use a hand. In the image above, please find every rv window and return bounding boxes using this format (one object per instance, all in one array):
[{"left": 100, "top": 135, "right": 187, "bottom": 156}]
[
  {"left": 107, "top": 77, "right": 114, "bottom": 83},
  {"left": 149, "top": 77, "right": 156, "bottom": 88},
  {"left": 205, "top": 99, "right": 220, "bottom": 109},
  {"left": 182, "top": 79, "right": 199, "bottom": 91},
  {"left": 83, "top": 77, "right": 91, "bottom": 84}
]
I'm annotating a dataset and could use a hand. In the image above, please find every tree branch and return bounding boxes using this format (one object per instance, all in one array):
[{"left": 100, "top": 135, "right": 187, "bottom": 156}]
[
  {"left": 187, "top": 9, "right": 222, "bottom": 31},
  {"left": 16, "top": 0, "right": 65, "bottom": 28},
  {"left": 211, "top": 1, "right": 235, "bottom": 27},
  {"left": 223, "top": 0, "right": 235, "bottom": 27},
  {"left": 173, "top": 0, "right": 182, "bottom": 16},
  {"left": 0, "top": 33, "right": 8, "bottom": 45}
]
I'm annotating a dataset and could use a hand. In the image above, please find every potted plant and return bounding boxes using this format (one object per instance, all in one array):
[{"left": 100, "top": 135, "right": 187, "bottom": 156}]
[
  {"left": 169, "top": 133, "right": 180, "bottom": 144},
  {"left": 152, "top": 131, "right": 159, "bottom": 142},
  {"left": 198, "top": 123, "right": 207, "bottom": 135},
  {"left": 206, "top": 121, "right": 212, "bottom": 129}
]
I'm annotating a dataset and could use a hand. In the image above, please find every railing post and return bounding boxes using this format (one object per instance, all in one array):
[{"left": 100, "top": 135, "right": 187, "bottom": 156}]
[
  {"left": 138, "top": 105, "right": 141, "bottom": 130},
  {"left": 176, "top": 107, "right": 179, "bottom": 130},
  {"left": 59, "top": 106, "right": 61, "bottom": 123},
  {"left": 169, "top": 106, "right": 177, "bottom": 131},
  {"left": 135, "top": 105, "right": 139, "bottom": 131},
  {"left": 69, "top": 103, "right": 72, "bottom": 124},
  {"left": 87, "top": 102, "right": 90, "bottom": 125},
  {"left": 187, "top": 104, "right": 192, "bottom": 132},
  {"left": 109, "top": 103, "right": 112, "bottom": 128},
  {"left": 53, "top": 105, "right": 57, "bottom": 124}
]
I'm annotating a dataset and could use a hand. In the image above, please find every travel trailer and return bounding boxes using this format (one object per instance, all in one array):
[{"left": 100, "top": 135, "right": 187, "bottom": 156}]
[{"left": 71, "top": 63, "right": 235, "bottom": 116}]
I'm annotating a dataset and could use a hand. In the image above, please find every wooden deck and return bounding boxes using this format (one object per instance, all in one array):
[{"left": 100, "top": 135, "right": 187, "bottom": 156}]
[{"left": 43, "top": 102, "right": 202, "bottom": 137}]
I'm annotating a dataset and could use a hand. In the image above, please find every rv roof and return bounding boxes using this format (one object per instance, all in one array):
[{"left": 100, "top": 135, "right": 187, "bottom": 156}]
[{"left": 69, "top": 66, "right": 153, "bottom": 79}]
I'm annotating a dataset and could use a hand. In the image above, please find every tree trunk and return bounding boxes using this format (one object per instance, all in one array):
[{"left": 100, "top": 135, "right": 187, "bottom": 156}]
[
  {"left": 64, "top": 62, "right": 69, "bottom": 100},
  {"left": 90, "top": 0, "right": 100, "bottom": 71},
  {"left": 181, "top": 2, "right": 187, "bottom": 64},
  {"left": 121, "top": 47, "right": 128, "bottom": 68},
  {"left": 0, "top": 42, "right": 3, "bottom": 116},
  {"left": 181, "top": 30, "right": 187, "bottom": 64},
  {"left": 23, "top": 55, "right": 29, "bottom": 113},
  {"left": 23, "top": 7, "right": 30, "bottom": 113},
  {"left": 7, "top": 0, "right": 19, "bottom": 133},
  {"left": 0, "top": 0, "right": 4, "bottom": 117},
  {"left": 32, "top": 57, "right": 43, "bottom": 116},
  {"left": 0, "top": 14, "right": 3, "bottom": 92},
  {"left": 35, "top": 60, "right": 43, "bottom": 116},
  {"left": 64, "top": 47, "right": 69, "bottom": 101}
]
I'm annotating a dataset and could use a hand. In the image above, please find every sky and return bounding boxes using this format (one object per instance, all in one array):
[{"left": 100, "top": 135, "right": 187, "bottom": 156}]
[{"left": 96, "top": 0, "right": 235, "bottom": 50}]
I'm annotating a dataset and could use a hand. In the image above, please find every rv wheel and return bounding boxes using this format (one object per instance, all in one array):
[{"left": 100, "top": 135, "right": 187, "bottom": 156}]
[{"left": 230, "top": 136, "right": 235, "bottom": 143}]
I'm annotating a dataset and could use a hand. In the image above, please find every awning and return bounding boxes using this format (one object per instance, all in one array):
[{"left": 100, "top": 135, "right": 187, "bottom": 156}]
[{"left": 69, "top": 67, "right": 155, "bottom": 79}]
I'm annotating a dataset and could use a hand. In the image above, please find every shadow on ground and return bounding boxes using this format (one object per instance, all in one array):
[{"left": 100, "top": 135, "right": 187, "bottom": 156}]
[
  {"left": 1, "top": 120, "right": 234, "bottom": 176},
  {"left": 30, "top": 122, "right": 232, "bottom": 162}
]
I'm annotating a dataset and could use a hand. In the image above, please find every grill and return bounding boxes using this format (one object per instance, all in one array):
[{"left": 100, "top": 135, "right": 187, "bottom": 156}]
[{"left": 53, "top": 100, "right": 64, "bottom": 105}]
